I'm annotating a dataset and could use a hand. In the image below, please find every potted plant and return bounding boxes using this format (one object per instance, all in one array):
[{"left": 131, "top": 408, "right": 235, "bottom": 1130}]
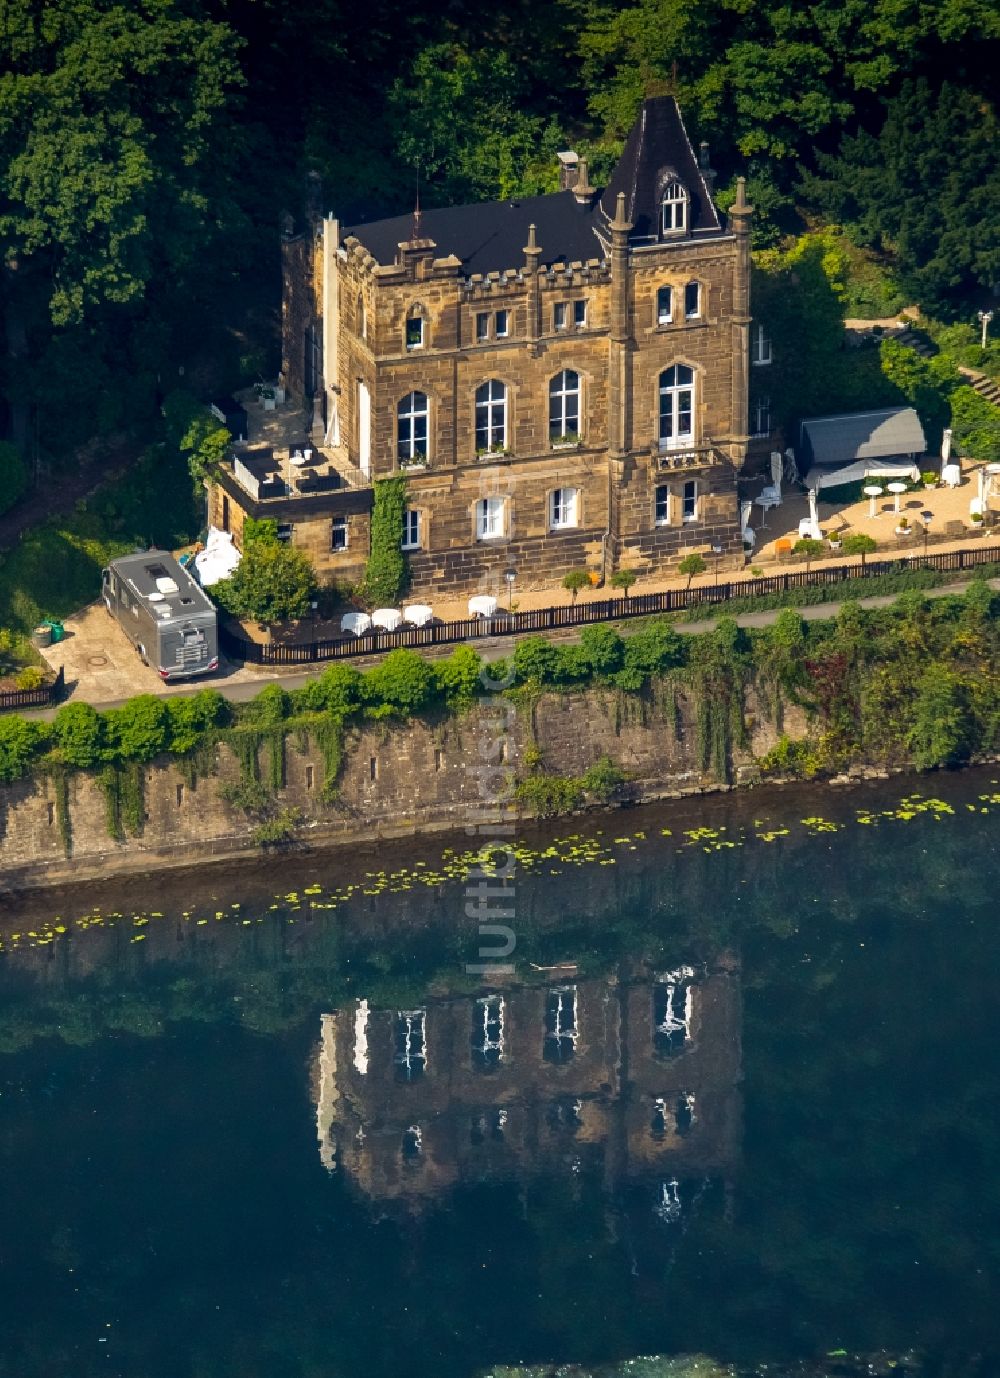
[
  {"left": 921, "top": 470, "right": 938, "bottom": 490},
  {"left": 827, "top": 528, "right": 843, "bottom": 552},
  {"left": 971, "top": 510, "right": 985, "bottom": 528},
  {"left": 254, "top": 381, "right": 276, "bottom": 411},
  {"left": 895, "top": 516, "right": 912, "bottom": 536},
  {"left": 551, "top": 430, "right": 581, "bottom": 450}
]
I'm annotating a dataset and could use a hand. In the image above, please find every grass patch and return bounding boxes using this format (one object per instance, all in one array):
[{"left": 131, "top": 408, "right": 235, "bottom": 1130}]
[{"left": 0, "top": 445, "right": 201, "bottom": 634}]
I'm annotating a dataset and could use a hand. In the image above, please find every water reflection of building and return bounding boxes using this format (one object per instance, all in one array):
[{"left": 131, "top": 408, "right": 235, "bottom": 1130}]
[{"left": 313, "top": 956, "right": 741, "bottom": 1211}]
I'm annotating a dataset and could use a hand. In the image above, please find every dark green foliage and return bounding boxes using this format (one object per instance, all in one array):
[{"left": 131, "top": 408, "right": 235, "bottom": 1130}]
[
  {"left": 678, "top": 553, "right": 706, "bottom": 588},
  {"left": 908, "top": 665, "right": 973, "bottom": 769},
  {"left": 950, "top": 386, "right": 1000, "bottom": 464},
  {"left": 161, "top": 392, "right": 231, "bottom": 487},
  {"left": 513, "top": 636, "right": 562, "bottom": 685},
  {"left": 0, "top": 443, "right": 28, "bottom": 516},
  {"left": 364, "top": 478, "right": 408, "bottom": 608},
  {"left": 579, "top": 625, "right": 624, "bottom": 677},
  {"left": 102, "top": 696, "right": 169, "bottom": 764},
  {"left": 804, "top": 81, "right": 1000, "bottom": 316},
  {"left": 514, "top": 772, "right": 585, "bottom": 816},
  {"left": 165, "top": 690, "right": 228, "bottom": 755},
  {"left": 433, "top": 646, "right": 484, "bottom": 707},
  {"left": 561, "top": 570, "right": 590, "bottom": 602},
  {"left": 293, "top": 665, "right": 363, "bottom": 716},
  {"left": 580, "top": 756, "right": 626, "bottom": 802},
  {"left": 362, "top": 649, "right": 436, "bottom": 718},
  {"left": 212, "top": 542, "right": 318, "bottom": 624},
  {"left": 0, "top": 716, "right": 48, "bottom": 783},
  {"left": 52, "top": 702, "right": 102, "bottom": 769},
  {"left": 220, "top": 777, "right": 272, "bottom": 813},
  {"left": 252, "top": 806, "right": 301, "bottom": 848},
  {"left": 239, "top": 684, "right": 290, "bottom": 727}
]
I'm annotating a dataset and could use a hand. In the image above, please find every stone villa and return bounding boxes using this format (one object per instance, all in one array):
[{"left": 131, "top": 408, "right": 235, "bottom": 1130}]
[{"left": 210, "top": 96, "right": 770, "bottom": 599}]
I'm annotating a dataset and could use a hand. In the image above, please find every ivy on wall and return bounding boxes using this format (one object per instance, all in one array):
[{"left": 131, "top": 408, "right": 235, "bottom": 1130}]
[{"left": 363, "top": 476, "right": 408, "bottom": 608}]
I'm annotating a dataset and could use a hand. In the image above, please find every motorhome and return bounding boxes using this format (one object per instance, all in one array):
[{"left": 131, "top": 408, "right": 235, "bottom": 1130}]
[{"left": 102, "top": 552, "right": 219, "bottom": 681}]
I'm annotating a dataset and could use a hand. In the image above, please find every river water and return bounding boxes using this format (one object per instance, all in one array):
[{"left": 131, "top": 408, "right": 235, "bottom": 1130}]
[{"left": 1, "top": 773, "right": 999, "bottom": 1378}]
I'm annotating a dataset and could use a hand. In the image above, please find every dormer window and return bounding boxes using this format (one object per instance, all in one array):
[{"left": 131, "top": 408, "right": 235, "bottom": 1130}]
[
  {"left": 405, "top": 311, "right": 425, "bottom": 351},
  {"left": 661, "top": 182, "right": 688, "bottom": 235}
]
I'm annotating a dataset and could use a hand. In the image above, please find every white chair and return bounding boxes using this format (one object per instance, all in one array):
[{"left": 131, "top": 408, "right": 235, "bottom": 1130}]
[
  {"left": 942, "top": 463, "right": 961, "bottom": 488},
  {"left": 759, "top": 483, "right": 782, "bottom": 507},
  {"left": 468, "top": 595, "right": 498, "bottom": 618},
  {"left": 341, "top": 612, "right": 371, "bottom": 637},
  {"left": 403, "top": 604, "right": 433, "bottom": 627},
  {"left": 371, "top": 608, "right": 402, "bottom": 632}
]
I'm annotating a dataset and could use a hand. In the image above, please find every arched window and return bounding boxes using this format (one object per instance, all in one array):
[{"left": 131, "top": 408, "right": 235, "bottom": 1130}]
[
  {"left": 397, "top": 391, "right": 428, "bottom": 463},
  {"left": 661, "top": 182, "right": 688, "bottom": 235},
  {"left": 684, "top": 281, "right": 701, "bottom": 319},
  {"left": 656, "top": 286, "right": 673, "bottom": 326},
  {"left": 549, "top": 369, "right": 580, "bottom": 442},
  {"left": 405, "top": 308, "right": 425, "bottom": 350},
  {"left": 475, "top": 379, "right": 507, "bottom": 453},
  {"left": 659, "top": 365, "right": 695, "bottom": 450}
]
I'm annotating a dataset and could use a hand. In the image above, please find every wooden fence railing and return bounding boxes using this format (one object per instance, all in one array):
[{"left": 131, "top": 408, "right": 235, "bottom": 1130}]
[
  {"left": 0, "top": 666, "right": 66, "bottom": 713},
  {"left": 219, "top": 543, "right": 1000, "bottom": 668}
]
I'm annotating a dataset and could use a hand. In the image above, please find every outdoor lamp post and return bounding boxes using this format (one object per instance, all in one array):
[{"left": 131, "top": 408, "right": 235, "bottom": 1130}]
[
  {"left": 711, "top": 543, "right": 722, "bottom": 593},
  {"left": 503, "top": 566, "right": 517, "bottom": 611},
  {"left": 922, "top": 515, "right": 930, "bottom": 562},
  {"left": 979, "top": 309, "right": 994, "bottom": 350}
]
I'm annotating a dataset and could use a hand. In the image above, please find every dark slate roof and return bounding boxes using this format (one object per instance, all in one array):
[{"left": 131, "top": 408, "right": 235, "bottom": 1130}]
[
  {"left": 598, "top": 96, "right": 720, "bottom": 240},
  {"left": 343, "top": 191, "right": 604, "bottom": 275},
  {"left": 800, "top": 408, "right": 927, "bottom": 465},
  {"left": 343, "top": 95, "right": 721, "bottom": 270}
]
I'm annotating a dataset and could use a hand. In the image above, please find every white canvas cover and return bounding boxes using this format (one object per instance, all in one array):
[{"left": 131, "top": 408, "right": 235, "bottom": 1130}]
[
  {"left": 193, "top": 528, "right": 241, "bottom": 587},
  {"left": 804, "top": 459, "right": 920, "bottom": 492}
]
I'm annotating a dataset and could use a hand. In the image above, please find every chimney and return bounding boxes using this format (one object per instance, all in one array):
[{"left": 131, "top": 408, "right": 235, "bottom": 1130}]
[
  {"left": 557, "top": 150, "right": 579, "bottom": 192},
  {"left": 698, "top": 141, "right": 716, "bottom": 198},
  {"left": 572, "top": 158, "right": 595, "bottom": 204}
]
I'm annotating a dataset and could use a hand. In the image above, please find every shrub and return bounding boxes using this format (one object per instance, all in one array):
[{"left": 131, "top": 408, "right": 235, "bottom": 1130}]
[
  {"left": 14, "top": 666, "right": 44, "bottom": 691},
  {"left": 103, "top": 695, "right": 169, "bottom": 763},
  {"left": 243, "top": 517, "right": 279, "bottom": 546},
  {"left": 513, "top": 636, "right": 561, "bottom": 685},
  {"left": 239, "top": 683, "right": 290, "bottom": 726},
  {"left": 213, "top": 540, "right": 318, "bottom": 624},
  {"left": 842, "top": 533, "right": 878, "bottom": 564},
  {"left": 433, "top": 645, "right": 483, "bottom": 707},
  {"left": 609, "top": 569, "right": 636, "bottom": 595},
  {"left": 0, "top": 716, "right": 48, "bottom": 782},
  {"left": 165, "top": 689, "right": 228, "bottom": 754},
  {"left": 581, "top": 756, "right": 626, "bottom": 801},
  {"left": 908, "top": 665, "right": 972, "bottom": 768},
  {"left": 579, "top": 624, "right": 624, "bottom": 677},
  {"left": 52, "top": 702, "right": 103, "bottom": 769},
  {"left": 514, "top": 772, "right": 584, "bottom": 816},
  {"left": 0, "top": 442, "right": 29, "bottom": 517},
  {"left": 614, "top": 621, "right": 684, "bottom": 689},
  {"left": 363, "top": 648, "right": 437, "bottom": 717},
  {"left": 293, "top": 664, "right": 363, "bottom": 715}
]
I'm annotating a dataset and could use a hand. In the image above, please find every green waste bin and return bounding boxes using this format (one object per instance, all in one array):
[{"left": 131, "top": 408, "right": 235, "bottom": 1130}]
[{"left": 43, "top": 619, "right": 65, "bottom": 644}]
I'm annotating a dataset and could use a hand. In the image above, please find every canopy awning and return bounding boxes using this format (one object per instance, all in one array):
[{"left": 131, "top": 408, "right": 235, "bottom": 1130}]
[
  {"left": 800, "top": 407, "right": 926, "bottom": 467},
  {"left": 804, "top": 458, "right": 920, "bottom": 492}
]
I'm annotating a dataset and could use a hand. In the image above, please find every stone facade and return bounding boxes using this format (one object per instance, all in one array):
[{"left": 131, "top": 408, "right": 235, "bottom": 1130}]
[{"left": 209, "top": 97, "right": 767, "bottom": 600}]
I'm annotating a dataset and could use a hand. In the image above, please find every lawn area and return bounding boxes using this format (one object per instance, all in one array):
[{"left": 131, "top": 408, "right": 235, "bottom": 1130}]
[{"left": 0, "top": 446, "right": 202, "bottom": 634}]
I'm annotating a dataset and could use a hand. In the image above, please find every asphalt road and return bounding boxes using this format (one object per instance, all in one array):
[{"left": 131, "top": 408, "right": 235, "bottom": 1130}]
[{"left": 21, "top": 576, "right": 996, "bottom": 720}]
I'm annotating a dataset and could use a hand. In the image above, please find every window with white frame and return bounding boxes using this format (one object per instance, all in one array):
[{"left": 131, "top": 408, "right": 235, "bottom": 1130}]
[
  {"left": 751, "top": 395, "right": 771, "bottom": 437},
  {"left": 549, "top": 369, "right": 580, "bottom": 442},
  {"left": 655, "top": 484, "right": 671, "bottom": 526},
  {"left": 397, "top": 390, "right": 429, "bottom": 462},
  {"left": 661, "top": 181, "right": 688, "bottom": 234},
  {"left": 682, "top": 478, "right": 698, "bottom": 522},
  {"left": 405, "top": 313, "right": 424, "bottom": 350},
  {"left": 495, "top": 309, "right": 510, "bottom": 338},
  {"left": 476, "top": 311, "right": 490, "bottom": 342},
  {"left": 476, "top": 496, "right": 506, "bottom": 541},
  {"left": 475, "top": 379, "right": 507, "bottom": 452},
  {"left": 658, "top": 364, "right": 695, "bottom": 450},
  {"left": 394, "top": 1009, "right": 427, "bottom": 1081},
  {"left": 331, "top": 517, "right": 348, "bottom": 551},
  {"left": 544, "top": 985, "right": 578, "bottom": 1063},
  {"left": 471, "top": 994, "right": 504, "bottom": 1069},
  {"left": 751, "top": 323, "right": 772, "bottom": 365},
  {"left": 653, "top": 974, "right": 694, "bottom": 1057},
  {"left": 684, "top": 280, "right": 701, "bottom": 319},
  {"left": 401, "top": 508, "right": 421, "bottom": 550},
  {"left": 656, "top": 285, "right": 673, "bottom": 326},
  {"left": 549, "top": 487, "right": 579, "bottom": 530},
  {"left": 573, "top": 298, "right": 587, "bottom": 327},
  {"left": 553, "top": 302, "right": 568, "bottom": 331}
]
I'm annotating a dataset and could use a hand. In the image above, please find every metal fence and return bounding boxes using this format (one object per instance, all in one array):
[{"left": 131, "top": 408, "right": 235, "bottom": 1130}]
[
  {"left": 219, "top": 543, "right": 1000, "bottom": 668},
  {"left": 0, "top": 666, "right": 65, "bottom": 713}
]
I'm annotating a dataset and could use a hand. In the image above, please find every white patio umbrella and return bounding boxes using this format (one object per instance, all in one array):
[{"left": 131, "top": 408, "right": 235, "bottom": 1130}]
[
  {"left": 807, "top": 489, "right": 821, "bottom": 539},
  {"left": 941, "top": 428, "right": 952, "bottom": 464},
  {"left": 770, "top": 451, "right": 783, "bottom": 489}
]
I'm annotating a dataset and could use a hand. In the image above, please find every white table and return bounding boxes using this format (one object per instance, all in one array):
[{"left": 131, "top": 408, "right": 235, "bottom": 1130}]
[
  {"left": 863, "top": 484, "right": 884, "bottom": 518},
  {"left": 341, "top": 612, "right": 372, "bottom": 637},
  {"left": 403, "top": 604, "right": 433, "bottom": 627},
  {"left": 468, "top": 595, "right": 498, "bottom": 618},
  {"left": 941, "top": 463, "right": 961, "bottom": 488},
  {"left": 887, "top": 481, "right": 908, "bottom": 514},
  {"left": 371, "top": 608, "right": 402, "bottom": 632}
]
